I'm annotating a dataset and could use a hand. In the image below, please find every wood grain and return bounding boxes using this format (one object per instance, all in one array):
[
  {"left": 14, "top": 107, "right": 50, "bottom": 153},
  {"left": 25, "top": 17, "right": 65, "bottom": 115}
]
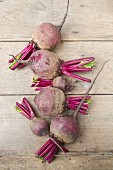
[
  {"left": 1, "top": 155, "right": 113, "bottom": 170},
  {"left": 0, "top": 41, "right": 113, "bottom": 95},
  {"left": 0, "top": 0, "right": 113, "bottom": 41}
]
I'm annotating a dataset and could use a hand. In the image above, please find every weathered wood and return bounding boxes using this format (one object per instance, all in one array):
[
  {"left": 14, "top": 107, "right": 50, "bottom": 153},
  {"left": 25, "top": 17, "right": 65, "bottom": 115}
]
[
  {"left": 0, "top": 0, "right": 113, "bottom": 41},
  {"left": 0, "top": 42, "right": 112, "bottom": 94},
  {"left": 0, "top": 95, "right": 113, "bottom": 157},
  {"left": 1, "top": 155, "right": 113, "bottom": 170}
]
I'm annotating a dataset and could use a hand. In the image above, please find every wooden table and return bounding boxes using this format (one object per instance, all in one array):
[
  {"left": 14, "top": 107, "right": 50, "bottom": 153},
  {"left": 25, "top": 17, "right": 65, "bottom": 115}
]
[{"left": 0, "top": 0, "right": 113, "bottom": 169}]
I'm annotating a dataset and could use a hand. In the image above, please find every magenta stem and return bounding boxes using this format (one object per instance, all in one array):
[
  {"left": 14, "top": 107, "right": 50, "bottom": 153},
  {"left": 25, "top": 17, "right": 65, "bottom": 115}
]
[
  {"left": 64, "top": 67, "right": 92, "bottom": 72},
  {"left": 22, "top": 98, "right": 35, "bottom": 119},
  {"left": 62, "top": 69, "right": 91, "bottom": 82},
  {"left": 35, "top": 139, "right": 51, "bottom": 155},
  {"left": 44, "top": 145, "right": 57, "bottom": 160},
  {"left": 62, "top": 57, "right": 95, "bottom": 67},
  {"left": 11, "top": 45, "right": 33, "bottom": 70},
  {"left": 39, "top": 142, "right": 54, "bottom": 157},
  {"left": 47, "top": 147, "right": 59, "bottom": 164},
  {"left": 66, "top": 96, "right": 91, "bottom": 102},
  {"left": 16, "top": 102, "right": 31, "bottom": 120}
]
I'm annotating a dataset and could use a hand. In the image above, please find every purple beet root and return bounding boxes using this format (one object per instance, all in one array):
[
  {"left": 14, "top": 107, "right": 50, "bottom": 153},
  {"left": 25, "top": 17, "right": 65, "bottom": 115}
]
[
  {"left": 52, "top": 76, "right": 67, "bottom": 91},
  {"left": 34, "top": 87, "right": 65, "bottom": 119},
  {"left": 30, "top": 117, "right": 48, "bottom": 136},
  {"left": 32, "top": 0, "right": 69, "bottom": 50},
  {"left": 50, "top": 116, "right": 79, "bottom": 144},
  {"left": 32, "top": 23, "right": 61, "bottom": 50},
  {"left": 15, "top": 98, "right": 49, "bottom": 137},
  {"left": 29, "top": 50, "right": 60, "bottom": 79}
]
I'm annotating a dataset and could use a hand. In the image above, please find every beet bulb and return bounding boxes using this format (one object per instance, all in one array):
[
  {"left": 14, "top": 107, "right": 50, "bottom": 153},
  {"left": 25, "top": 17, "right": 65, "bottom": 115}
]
[
  {"left": 34, "top": 87, "right": 65, "bottom": 119},
  {"left": 15, "top": 97, "right": 49, "bottom": 137},
  {"left": 34, "top": 86, "right": 91, "bottom": 119},
  {"left": 30, "top": 117, "right": 48, "bottom": 136},
  {"left": 52, "top": 76, "right": 67, "bottom": 91},
  {"left": 32, "top": 0, "right": 69, "bottom": 50},
  {"left": 50, "top": 116, "right": 79, "bottom": 144}
]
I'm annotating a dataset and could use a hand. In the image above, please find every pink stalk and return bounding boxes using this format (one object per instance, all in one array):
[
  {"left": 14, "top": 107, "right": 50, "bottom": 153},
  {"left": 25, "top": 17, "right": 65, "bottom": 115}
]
[
  {"left": 44, "top": 145, "right": 57, "bottom": 160},
  {"left": 16, "top": 102, "right": 31, "bottom": 120},
  {"left": 18, "top": 64, "right": 26, "bottom": 69},
  {"left": 66, "top": 96, "right": 91, "bottom": 101},
  {"left": 9, "top": 43, "right": 33, "bottom": 64},
  {"left": 16, "top": 98, "right": 35, "bottom": 120},
  {"left": 39, "top": 142, "right": 55, "bottom": 157},
  {"left": 64, "top": 67, "right": 92, "bottom": 72},
  {"left": 11, "top": 45, "right": 34, "bottom": 70},
  {"left": 9, "top": 41, "right": 37, "bottom": 70},
  {"left": 68, "top": 104, "right": 87, "bottom": 115},
  {"left": 62, "top": 69, "right": 91, "bottom": 82},
  {"left": 22, "top": 98, "right": 35, "bottom": 118},
  {"left": 35, "top": 139, "right": 51, "bottom": 155},
  {"left": 31, "top": 78, "right": 53, "bottom": 90},
  {"left": 48, "top": 148, "right": 59, "bottom": 163},
  {"left": 62, "top": 57, "right": 95, "bottom": 67}
]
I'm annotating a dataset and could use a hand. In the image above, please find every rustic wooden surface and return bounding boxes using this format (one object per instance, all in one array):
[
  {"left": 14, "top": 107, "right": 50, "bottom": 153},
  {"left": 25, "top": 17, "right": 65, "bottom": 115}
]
[{"left": 0, "top": 0, "right": 113, "bottom": 169}]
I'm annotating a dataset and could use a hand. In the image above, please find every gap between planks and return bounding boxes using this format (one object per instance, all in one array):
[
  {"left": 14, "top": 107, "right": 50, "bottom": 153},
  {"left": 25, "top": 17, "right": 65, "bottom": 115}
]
[
  {"left": 0, "top": 94, "right": 113, "bottom": 96},
  {"left": 1, "top": 40, "right": 113, "bottom": 42}
]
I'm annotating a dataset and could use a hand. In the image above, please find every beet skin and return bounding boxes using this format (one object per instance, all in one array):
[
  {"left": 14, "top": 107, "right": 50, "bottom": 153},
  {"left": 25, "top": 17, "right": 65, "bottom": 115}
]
[
  {"left": 53, "top": 76, "right": 67, "bottom": 91},
  {"left": 32, "top": 23, "right": 61, "bottom": 50},
  {"left": 34, "top": 87, "right": 65, "bottom": 119},
  {"left": 50, "top": 116, "right": 79, "bottom": 144},
  {"left": 29, "top": 50, "right": 60, "bottom": 79},
  {"left": 30, "top": 117, "right": 48, "bottom": 136}
]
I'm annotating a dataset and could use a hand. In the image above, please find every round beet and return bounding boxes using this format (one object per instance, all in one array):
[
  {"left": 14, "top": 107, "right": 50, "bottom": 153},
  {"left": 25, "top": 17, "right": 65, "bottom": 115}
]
[
  {"left": 34, "top": 87, "right": 65, "bottom": 119},
  {"left": 30, "top": 117, "right": 48, "bottom": 136},
  {"left": 32, "top": 0, "right": 69, "bottom": 50},
  {"left": 50, "top": 116, "right": 79, "bottom": 144},
  {"left": 32, "top": 23, "right": 61, "bottom": 50},
  {"left": 29, "top": 50, "right": 60, "bottom": 79},
  {"left": 53, "top": 76, "right": 67, "bottom": 91}
]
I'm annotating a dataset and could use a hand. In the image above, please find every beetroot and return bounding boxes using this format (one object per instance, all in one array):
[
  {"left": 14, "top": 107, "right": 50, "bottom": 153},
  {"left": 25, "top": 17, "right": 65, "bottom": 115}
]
[
  {"left": 32, "top": 0, "right": 69, "bottom": 50},
  {"left": 13, "top": 50, "right": 95, "bottom": 82},
  {"left": 34, "top": 87, "right": 65, "bottom": 119},
  {"left": 29, "top": 50, "right": 60, "bottom": 79},
  {"left": 32, "top": 23, "right": 61, "bottom": 50},
  {"left": 50, "top": 116, "right": 79, "bottom": 144},
  {"left": 15, "top": 97, "right": 48, "bottom": 137},
  {"left": 52, "top": 76, "right": 67, "bottom": 91},
  {"left": 30, "top": 117, "right": 48, "bottom": 136},
  {"left": 34, "top": 86, "right": 91, "bottom": 119}
]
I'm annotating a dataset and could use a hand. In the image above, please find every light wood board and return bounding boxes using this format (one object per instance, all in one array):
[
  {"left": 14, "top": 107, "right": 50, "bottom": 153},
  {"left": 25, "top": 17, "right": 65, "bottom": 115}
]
[{"left": 0, "top": 0, "right": 113, "bottom": 41}]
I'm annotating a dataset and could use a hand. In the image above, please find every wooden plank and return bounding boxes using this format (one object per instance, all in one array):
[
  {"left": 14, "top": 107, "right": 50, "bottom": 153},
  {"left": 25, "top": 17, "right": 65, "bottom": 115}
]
[
  {"left": 0, "top": 155, "right": 113, "bottom": 170},
  {"left": 0, "top": 41, "right": 112, "bottom": 94},
  {"left": 0, "top": 0, "right": 113, "bottom": 41},
  {"left": 0, "top": 95, "right": 113, "bottom": 157}
]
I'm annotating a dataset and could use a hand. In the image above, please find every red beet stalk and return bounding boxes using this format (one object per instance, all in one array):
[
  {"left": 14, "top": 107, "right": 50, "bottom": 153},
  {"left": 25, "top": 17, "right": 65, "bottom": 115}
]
[
  {"left": 35, "top": 139, "right": 69, "bottom": 164},
  {"left": 66, "top": 96, "right": 91, "bottom": 115},
  {"left": 15, "top": 97, "right": 35, "bottom": 120},
  {"left": 9, "top": 41, "right": 37, "bottom": 70},
  {"left": 61, "top": 57, "right": 95, "bottom": 82},
  {"left": 31, "top": 78, "right": 53, "bottom": 90}
]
